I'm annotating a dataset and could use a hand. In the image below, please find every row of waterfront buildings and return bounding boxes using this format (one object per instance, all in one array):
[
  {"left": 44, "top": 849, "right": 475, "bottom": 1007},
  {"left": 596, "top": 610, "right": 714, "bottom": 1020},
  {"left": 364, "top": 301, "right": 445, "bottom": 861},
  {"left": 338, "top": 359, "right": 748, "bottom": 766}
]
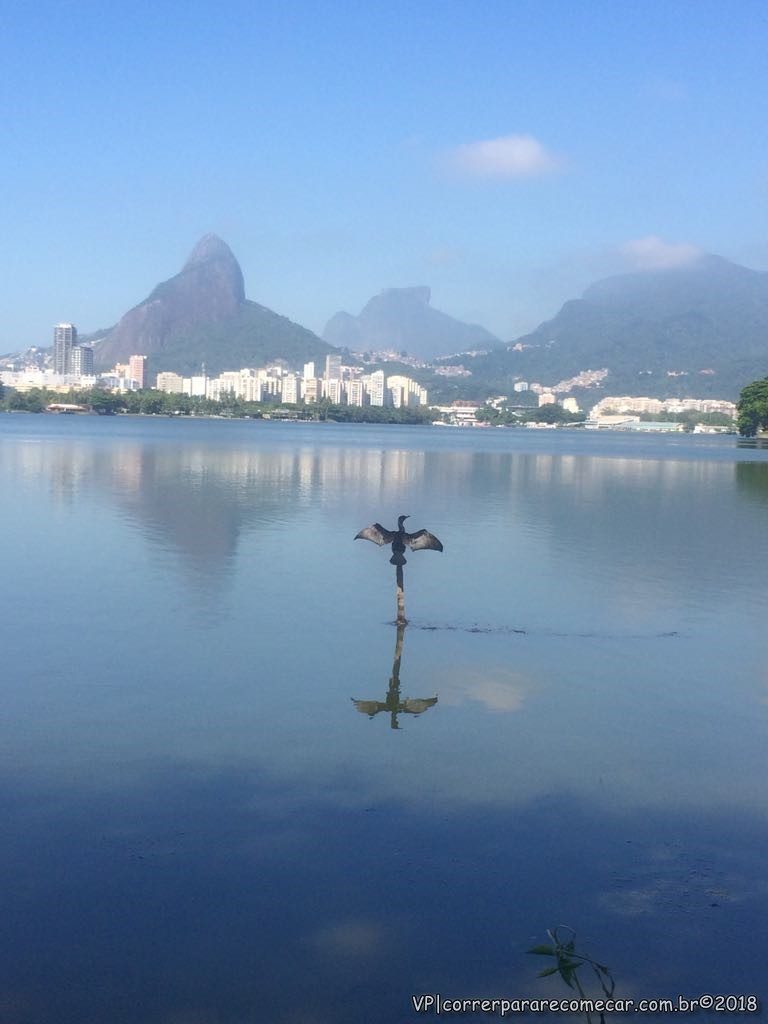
[
  {"left": 2, "top": 327, "right": 428, "bottom": 409},
  {"left": 155, "top": 356, "right": 429, "bottom": 408},
  {"left": 1, "top": 324, "right": 737, "bottom": 422}
]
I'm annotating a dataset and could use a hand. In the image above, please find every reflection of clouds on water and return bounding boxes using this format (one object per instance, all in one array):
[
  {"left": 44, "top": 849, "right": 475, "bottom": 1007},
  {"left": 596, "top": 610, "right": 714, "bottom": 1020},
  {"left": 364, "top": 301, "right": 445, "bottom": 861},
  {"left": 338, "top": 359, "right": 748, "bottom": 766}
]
[
  {"left": 437, "top": 667, "right": 531, "bottom": 713},
  {"left": 308, "top": 918, "right": 390, "bottom": 961}
]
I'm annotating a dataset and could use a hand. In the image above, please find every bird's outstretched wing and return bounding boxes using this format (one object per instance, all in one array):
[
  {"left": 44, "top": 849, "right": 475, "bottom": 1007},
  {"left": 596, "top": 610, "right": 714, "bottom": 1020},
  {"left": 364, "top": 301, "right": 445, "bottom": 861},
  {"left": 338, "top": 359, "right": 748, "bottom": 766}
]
[
  {"left": 355, "top": 523, "right": 396, "bottom": 545},
  {"left": 404, "top": 529, "right": 443, "bottom": 552}
]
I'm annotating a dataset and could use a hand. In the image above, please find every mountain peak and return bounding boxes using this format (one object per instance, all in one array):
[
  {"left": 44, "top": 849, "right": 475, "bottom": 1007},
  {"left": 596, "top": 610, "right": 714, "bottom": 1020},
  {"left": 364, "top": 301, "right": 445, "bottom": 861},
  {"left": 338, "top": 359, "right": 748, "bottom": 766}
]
[
  {"left": 183, "top": 233, "right": 238, "bottom": 270},
  {"left": 323, "top": 285, "right": 499, "bottom": 360},
  {"left": 91, "top": 236, "right": 331, "bottom": 372},
  {"left": 378, "top": 286, "right": 432, "bottom": 306}
]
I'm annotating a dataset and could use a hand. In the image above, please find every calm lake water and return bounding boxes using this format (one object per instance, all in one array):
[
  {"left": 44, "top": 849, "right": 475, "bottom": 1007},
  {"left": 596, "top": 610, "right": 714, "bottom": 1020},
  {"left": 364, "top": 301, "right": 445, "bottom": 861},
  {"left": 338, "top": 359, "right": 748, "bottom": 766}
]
[{"left": 1, "top": 414, "right": 767, "bottom": 1023}]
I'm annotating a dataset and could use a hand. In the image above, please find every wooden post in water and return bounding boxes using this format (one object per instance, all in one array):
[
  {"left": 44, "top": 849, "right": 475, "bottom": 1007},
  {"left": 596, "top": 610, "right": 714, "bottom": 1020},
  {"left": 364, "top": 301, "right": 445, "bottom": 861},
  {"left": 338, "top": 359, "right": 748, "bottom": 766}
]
[{"left": 395, "top": 564, "right": 407, "bottom": 625}]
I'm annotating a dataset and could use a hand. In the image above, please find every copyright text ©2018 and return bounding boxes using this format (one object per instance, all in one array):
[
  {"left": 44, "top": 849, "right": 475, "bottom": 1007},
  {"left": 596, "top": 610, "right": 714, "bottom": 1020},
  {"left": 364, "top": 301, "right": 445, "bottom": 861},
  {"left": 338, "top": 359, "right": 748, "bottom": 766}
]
[{"left": 411, "top": 994, "right": 761, "bottom": 1015}]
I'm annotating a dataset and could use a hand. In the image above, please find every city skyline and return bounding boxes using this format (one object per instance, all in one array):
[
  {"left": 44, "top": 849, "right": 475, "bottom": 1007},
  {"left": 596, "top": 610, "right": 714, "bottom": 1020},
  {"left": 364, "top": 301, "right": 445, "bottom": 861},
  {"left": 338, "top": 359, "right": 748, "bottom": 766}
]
[{"left": 2, "top": 2, "right": 767, "bottom": 353}]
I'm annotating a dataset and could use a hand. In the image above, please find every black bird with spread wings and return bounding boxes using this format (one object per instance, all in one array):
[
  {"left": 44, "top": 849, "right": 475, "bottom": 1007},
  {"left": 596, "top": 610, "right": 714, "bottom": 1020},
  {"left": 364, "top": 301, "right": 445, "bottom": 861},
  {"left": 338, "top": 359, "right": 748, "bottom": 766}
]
[{"left": 355, "top": 514, "right": 443, "bottom": 566}]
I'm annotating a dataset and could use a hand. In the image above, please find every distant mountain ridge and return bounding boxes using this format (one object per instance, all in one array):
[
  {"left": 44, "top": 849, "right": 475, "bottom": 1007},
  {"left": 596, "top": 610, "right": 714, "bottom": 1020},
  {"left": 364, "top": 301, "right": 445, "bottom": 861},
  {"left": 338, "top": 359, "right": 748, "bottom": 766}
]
[
  {"left": 323, "top": 286, "right": 500, "bottom": 361},
  {"left": 468, "top": 254, "right": 768, "bottom": 400},
  {"left": 90, "top": 235, "right": 335, "bottom": 375},
  {"left": 9, "top": 240, "right": 768, "bottom": 400}
]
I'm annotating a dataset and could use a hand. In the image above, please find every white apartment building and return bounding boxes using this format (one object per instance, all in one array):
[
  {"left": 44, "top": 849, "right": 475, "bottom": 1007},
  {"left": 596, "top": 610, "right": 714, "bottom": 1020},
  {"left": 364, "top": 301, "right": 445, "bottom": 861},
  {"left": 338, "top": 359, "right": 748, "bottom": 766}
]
[
  {"left": 346, "top": 379, "right": 365, "bottom": 407},
  {"left": 183, "top": 375, "right": 208, "bottom": 397},
  {"left": 323, "top": 378, "right": 344, "bottom": 404},
  {"left": 386, "top": 374, "right": 428, "bottom": 407},
  {"left": 366, "top": 370, "right": 387, "bottom": 407},
  {"left": 156, "top": 372, "right": 184, "bottom": 394},
  {"left": 302, "top": 378, "right": 322, "bottom": 403},
  {"left": 281, "top": 375, "right": 299, "bottom": 404}
]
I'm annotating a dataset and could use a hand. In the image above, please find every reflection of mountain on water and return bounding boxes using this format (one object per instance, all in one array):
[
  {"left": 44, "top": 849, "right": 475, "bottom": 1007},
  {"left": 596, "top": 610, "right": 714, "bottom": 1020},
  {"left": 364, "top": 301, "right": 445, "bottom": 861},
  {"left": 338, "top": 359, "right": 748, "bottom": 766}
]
[
  {"left": 6, "top": 427, "right": 764, "bottom": 608},
  {"left": 3, "top": 439, "right": 303, "bottom": 590},
  {"left": 1, "top": 435, "right": 443, "bottom": 592},
  {"left": 108, "top": 446, "right": 285, "bottom": 573}
]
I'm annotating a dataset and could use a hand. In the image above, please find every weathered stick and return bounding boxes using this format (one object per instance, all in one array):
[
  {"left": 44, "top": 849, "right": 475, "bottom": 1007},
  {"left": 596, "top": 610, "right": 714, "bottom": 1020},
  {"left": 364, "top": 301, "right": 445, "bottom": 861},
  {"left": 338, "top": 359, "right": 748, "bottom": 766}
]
[{"left": 395, "top": 563, "right": 407, "bottom": 625}]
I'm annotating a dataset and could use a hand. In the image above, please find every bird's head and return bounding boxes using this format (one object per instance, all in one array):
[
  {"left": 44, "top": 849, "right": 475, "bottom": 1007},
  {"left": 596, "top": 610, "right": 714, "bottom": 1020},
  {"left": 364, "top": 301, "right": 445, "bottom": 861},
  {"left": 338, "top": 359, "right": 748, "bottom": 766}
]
[{"left": 397, "top": 514, "right": 410, "bottom": 529}]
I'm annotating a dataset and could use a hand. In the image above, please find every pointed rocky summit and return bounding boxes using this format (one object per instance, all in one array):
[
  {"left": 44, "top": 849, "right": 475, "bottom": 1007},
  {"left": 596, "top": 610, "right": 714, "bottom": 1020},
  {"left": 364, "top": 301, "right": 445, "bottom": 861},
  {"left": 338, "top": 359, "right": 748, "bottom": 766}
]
[
  {"left": 93, "top": 235, "right": 243, "bottom": 368},
  {"left": 92, "top": 235, "right": 333, "bottom": 375}
]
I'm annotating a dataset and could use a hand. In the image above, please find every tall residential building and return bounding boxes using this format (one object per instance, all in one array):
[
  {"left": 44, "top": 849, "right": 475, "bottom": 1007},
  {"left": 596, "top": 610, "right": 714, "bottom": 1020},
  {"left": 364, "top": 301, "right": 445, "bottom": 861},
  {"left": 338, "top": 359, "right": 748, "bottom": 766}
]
[
  {"left": 366, "top": 370, "right": 387, "bottom": 407},
  {"left": 325, "top": 378, "right": 344, "bottom": 404},
  {"left": 128, "top": 354, "right": 147, "bottom": 388},
  {"left": 325, "top": 354, "right": 342, "bottom": 381},
  {"left": 281, "top": 375, "right": 299, "bottom": 404},
  {"left": 346, "top": 379, "right": 365, "bottom": 407},
  {"left": 69, "top": 345, "right": 94, "bottom": 376},
  {"left": 303, "top": 361, "right": 315, "bottom": 380},
  {"left": 53, "top": 323, "right": 77, "bottom": 374}
]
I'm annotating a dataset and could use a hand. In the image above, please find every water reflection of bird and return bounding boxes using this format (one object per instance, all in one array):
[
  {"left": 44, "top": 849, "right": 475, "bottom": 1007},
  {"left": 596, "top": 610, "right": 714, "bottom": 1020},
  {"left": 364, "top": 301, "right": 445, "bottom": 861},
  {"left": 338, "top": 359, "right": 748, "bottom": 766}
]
[
  {"left": 354, "top": 514, "right": 443, "bottom": 566},
  {"left": 352, "top": 622, "right": 438, "bottom": 728}
]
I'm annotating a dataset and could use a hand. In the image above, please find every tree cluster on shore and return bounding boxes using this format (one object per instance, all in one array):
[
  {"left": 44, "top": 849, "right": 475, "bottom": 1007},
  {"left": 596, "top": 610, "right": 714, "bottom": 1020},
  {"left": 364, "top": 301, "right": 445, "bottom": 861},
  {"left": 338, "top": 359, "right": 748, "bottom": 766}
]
[
  {"left": 736, "top": 378, "right": 768, "bottom": 436},
  {"left": 475, "top": 403, "right": 586, "bottom": 426},
  {"left": 0, "top": 387, "right": 434, "bottom": 424}
]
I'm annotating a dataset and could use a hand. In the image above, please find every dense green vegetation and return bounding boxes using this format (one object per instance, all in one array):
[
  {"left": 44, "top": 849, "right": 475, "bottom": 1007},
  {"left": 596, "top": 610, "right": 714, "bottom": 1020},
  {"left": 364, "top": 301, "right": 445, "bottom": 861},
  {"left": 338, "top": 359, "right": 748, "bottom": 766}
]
[
  {"left": 635, "top": 410, "right": 733, "bottom": 429},
  {"left": 736, "top": 377, "right": 768, "bottom": 436},
  {"left": 0, "top": 387, "right": 434, "bottom": 424},
  {"left": 475, "top": 403, "right": 586, "bottom": 426}
]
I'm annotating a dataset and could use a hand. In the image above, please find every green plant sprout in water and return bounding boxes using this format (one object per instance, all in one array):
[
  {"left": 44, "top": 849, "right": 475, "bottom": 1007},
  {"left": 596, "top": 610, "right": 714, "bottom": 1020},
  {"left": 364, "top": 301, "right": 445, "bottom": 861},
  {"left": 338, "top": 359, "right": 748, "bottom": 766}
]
[{"left": 528, "top": 926, "right": 615, "bottom": 1024}]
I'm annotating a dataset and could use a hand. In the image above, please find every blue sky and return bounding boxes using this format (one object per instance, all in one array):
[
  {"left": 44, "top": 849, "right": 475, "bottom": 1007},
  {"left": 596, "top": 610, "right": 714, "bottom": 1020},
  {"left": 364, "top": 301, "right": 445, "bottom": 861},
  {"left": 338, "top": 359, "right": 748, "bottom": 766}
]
[{"left": 2, "top": 0, "right": 767, "bottom": 351}]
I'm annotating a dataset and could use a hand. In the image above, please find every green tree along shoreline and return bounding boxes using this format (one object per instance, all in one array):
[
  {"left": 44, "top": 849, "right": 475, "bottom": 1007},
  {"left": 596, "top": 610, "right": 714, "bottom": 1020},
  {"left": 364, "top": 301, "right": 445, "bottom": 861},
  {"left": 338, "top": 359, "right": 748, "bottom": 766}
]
[
  {"left": 737, "top": 377, "right": 768, "bottom": 436},
  {"left": 476, "top": 403, "right": 586, "bottom": 426},
  {"left": 0, "top": 387, "right": 591, "bottom": 426},
  {"left": 0, "top": 387, "right": 435, "bottom": 424}
]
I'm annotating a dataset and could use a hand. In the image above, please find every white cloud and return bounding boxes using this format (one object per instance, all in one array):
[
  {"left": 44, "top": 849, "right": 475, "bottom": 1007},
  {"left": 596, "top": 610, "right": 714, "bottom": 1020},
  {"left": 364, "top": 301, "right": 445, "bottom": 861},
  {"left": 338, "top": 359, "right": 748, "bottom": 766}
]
[
  {"left": 449, "top": 134, "right": 560, "bottom": 178},
  {"left": 619, "top": 235, "right": 703, "bottom": 270}
]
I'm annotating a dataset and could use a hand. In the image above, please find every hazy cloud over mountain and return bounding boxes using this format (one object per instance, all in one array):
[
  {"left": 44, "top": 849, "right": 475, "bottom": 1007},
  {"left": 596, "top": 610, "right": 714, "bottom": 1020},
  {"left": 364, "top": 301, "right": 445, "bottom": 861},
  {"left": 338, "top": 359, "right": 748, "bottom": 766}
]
[{"left": 619, "top": 236, "right": 704, "bottom": 271}]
